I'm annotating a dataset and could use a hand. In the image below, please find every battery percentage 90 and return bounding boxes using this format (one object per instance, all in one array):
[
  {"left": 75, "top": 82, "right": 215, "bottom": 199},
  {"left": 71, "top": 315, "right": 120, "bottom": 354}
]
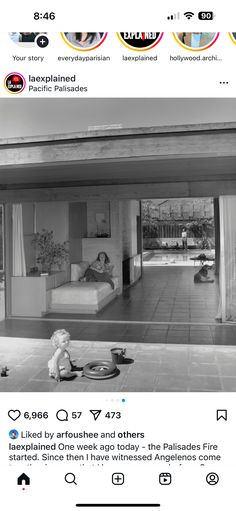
[{"left": 198, "top": 11, "right": 214, "bottom": 20}]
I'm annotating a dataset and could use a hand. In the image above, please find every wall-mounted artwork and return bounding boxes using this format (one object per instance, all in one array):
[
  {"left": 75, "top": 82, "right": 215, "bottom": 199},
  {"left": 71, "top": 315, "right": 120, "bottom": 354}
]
[
  {"left": 95, "top": 213, "right": 110, "bottom": 237},
  {"left": 87, "top": 201, "right": 111, "bottom": 238}
]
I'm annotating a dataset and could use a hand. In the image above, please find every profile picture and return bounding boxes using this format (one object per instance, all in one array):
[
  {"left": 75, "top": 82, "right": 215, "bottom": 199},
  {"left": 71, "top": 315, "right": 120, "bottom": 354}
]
[
  {"left": 117, "top": 32, "right": 163, "bottom": 51},
  {"left": 9, "top": 429, "right": 19, "bottom": 439},
  {"left": 174, "top": 32, "right": 219, "bottom": 51},
  {"left": 8, "top": 32, "right": 48, "bottom": 48},
  {"left": 229, "top": 33, "right": 236, "bottom": 44},
  {"left": 4, "top": 72, "right": 26, "bottom": 94},
  {"left": 61, "top": 32, "right": 107, "bottom": 51}
]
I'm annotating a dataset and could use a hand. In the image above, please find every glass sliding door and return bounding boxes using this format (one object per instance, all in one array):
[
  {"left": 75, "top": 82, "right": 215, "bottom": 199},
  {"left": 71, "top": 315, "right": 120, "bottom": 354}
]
[
  {"left": 219, "top": 196, "right": 236, "bottom": 322},
  {"left": 0, "top": 205, "right": 5, "bottom": 320}
]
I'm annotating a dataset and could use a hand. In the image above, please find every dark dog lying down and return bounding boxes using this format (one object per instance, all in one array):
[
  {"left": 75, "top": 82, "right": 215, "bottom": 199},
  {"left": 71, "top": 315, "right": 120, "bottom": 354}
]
[{"left": 194, "top": 265, "right": 214, "bottom": 284}]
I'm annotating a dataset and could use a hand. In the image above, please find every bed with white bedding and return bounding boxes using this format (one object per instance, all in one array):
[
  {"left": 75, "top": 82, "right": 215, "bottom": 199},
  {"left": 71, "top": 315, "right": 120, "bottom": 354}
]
[{"left": 49, "top": 275, "right": 119, "bottom": 314}]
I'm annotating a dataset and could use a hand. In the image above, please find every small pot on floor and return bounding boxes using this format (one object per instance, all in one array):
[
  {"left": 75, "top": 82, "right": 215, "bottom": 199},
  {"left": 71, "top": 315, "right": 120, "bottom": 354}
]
[{"left": 111, "top": 348, "right": 126, "bottom": 364}]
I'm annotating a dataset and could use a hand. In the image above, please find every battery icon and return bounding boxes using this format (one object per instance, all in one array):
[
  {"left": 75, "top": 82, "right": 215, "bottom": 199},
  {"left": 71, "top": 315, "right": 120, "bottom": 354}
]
[{"left": 198, "top": 11, "right": 214, "bottom": 20}]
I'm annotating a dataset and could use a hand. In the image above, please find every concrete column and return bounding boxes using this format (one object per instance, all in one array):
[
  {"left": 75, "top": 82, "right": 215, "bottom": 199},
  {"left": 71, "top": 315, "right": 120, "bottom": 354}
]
[
  {"left": 139, "top": 200, "right": 143, "bottom": 278},
  {"left": 4, "top": 204, "right": 12, "bottom": 317},
  {"left": 214, "top": 198, "right": 220, "bottom": 276}
]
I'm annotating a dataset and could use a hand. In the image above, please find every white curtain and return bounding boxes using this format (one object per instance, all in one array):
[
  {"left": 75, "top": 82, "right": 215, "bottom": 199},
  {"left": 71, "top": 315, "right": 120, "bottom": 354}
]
[
  {"left": 12, "top": 204, "right": 26, "bottom": 276},
  {"left": 219, "top": 196, "right": 236, "bottom": 321}
]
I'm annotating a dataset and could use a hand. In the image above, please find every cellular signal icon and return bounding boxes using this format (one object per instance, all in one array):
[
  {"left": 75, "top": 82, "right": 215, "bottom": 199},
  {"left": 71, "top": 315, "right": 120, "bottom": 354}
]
[
  {"left": 184, "top": 11, "right": 195, "bottom": 19},
  {"left": 167, "top": 12, "right": 180, "bottom": 20}
]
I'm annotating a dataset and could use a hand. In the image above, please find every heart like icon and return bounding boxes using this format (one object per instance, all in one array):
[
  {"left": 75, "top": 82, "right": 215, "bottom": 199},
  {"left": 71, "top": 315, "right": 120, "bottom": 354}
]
[{"left": 8, "top": 409, "right": 21, "bottom": 421}]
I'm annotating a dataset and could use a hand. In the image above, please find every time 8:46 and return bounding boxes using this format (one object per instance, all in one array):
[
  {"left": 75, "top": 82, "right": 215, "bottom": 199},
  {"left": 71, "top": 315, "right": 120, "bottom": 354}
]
[
  {"left": 34, "top": 12, "right": 56, "bottom": 20},
  {"left": 105, "top": 412, "right": 121, "bottom": 419}
]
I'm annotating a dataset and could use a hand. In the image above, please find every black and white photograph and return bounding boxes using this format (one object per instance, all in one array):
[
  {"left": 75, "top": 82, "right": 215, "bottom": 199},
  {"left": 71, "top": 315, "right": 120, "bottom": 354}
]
[{"left": 0, "top": 98, "right": 236, "bottom": 392}]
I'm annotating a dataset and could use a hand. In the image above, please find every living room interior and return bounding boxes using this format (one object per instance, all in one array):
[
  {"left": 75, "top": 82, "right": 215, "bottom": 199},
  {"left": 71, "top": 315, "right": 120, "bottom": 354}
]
[{"left": 8, "top": 198, "right": 141, "bottom": 318}]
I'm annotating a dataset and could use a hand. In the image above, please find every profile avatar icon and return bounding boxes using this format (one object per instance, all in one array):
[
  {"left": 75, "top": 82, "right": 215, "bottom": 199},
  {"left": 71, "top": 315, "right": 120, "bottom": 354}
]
[
  {"left": 229, "top": 32, "right": 236, "bottom": 44},
  {"left": 206, "top": 472, "right": 219, "bottom": 485},
  {"left": 8, "top": 32, "right": 48, "bottom": 48},
  {"left": 61, "top": 32, "right": 107, "bottom": 51},
  {"left": 9, "top": 429, "right": 19, "bottom": 439},
  {"left": 4, "top": 72, "right": 26, "bottom": 94},
  {"left": 117, "top": 32, "right": 163, "bottom": 51},
  {"left": 174, "top": 32, "right": 219, "bottom": 51}
]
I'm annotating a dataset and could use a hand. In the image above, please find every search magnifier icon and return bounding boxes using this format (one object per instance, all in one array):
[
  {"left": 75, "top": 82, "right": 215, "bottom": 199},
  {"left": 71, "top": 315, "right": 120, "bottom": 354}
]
[{"left": 65, "top": 472, "right": 77, "bottom": 485}]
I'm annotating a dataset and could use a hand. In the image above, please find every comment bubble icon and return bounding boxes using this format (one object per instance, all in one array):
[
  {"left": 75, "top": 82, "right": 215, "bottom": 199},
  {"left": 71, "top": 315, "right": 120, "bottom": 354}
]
[{"left": 56, "top": 409, "right": 69, "bottom": 421}]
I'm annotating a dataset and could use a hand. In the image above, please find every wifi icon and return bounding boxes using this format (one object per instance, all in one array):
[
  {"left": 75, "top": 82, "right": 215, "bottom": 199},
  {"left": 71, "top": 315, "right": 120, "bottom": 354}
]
[{"left": 184, "top": 11, "right": 195, "bottom": 19}]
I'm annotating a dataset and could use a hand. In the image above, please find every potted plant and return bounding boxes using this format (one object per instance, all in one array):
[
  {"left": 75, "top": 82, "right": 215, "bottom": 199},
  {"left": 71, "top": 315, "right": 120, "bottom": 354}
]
[{"left": 31, "top": 229, "right": 69, "bottom": 273}]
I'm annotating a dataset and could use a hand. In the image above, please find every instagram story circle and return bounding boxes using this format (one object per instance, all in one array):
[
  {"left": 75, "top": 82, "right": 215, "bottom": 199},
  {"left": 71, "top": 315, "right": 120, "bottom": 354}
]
[
  {"left": 229, "top": 32, "right": 236, "bottom": 44},
  {"left": 173, "top": 32, "right": 220, "bottom": 51},
  {"left": 117, "top": 32, "right": 164, "bottom": 51},
  {"left": 61, "top": 32, "right": 108, "bottom": 51},
  {"left": 4, "top": 72, "right": 26, "bottom": 94},
  {"left": 8, "top": 32, "right": 49, "bottom": 48}
]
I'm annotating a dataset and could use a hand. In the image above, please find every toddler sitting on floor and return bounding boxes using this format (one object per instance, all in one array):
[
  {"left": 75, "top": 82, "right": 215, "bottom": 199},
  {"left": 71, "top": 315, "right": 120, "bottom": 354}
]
[{"left": 48, "top": 329, "right": 81, "bottom": 381}]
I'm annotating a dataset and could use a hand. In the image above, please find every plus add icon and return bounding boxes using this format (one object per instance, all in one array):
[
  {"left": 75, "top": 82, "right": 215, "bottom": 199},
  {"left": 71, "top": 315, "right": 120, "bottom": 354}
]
[
  {"left": 112, "top": 473, "right": 124, "bottom": 485},
  {"left": 36, "top": 35, "right": 49, "bottom": 48}
]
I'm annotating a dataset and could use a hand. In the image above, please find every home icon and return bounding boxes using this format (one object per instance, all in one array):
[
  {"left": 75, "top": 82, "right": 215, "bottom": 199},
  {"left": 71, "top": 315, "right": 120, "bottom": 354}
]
[{"left": 17, "top": 473, "right": 30, "bottom": 486}]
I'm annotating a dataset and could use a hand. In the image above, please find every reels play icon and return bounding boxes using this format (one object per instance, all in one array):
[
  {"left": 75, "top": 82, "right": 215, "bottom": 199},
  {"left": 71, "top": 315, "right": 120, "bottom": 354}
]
[
  {"left": 4, "top": 72, "right": 26, "bottom": 94},
  {"left": 159, "top": 472, "right": 172, "bottom": 485}
]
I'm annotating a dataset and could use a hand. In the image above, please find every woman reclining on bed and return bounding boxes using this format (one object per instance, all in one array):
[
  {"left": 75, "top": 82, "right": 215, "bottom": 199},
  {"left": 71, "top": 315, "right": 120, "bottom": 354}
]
[{"left": 85, "top": 251, "right": 115, "bottom": 289}]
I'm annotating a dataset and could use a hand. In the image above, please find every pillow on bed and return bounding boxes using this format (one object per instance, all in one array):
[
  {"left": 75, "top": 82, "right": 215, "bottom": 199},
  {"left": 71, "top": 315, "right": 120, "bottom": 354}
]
[{"left": 71, "top": 262, "right": 89, "bottom": 281}]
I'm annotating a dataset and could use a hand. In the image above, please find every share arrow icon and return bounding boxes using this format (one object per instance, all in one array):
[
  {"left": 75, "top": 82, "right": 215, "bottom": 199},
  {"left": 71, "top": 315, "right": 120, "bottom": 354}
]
[{"left": 90, "top": 410, "right": 102, "bottom": 421}]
